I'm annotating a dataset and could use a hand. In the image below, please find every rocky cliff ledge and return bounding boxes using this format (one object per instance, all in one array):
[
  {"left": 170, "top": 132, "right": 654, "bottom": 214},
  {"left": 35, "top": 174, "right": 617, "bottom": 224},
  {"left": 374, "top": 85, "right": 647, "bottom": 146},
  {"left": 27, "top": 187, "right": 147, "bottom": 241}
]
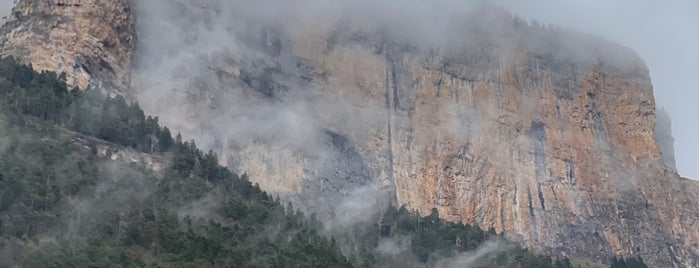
[
  {"left": 280, "top": 11, "right": 699, "bottom": 267},
  {"left": 1, "top": 1, "right": 697, "bottom": 267},
  {"left": 0, "top": 0, "right": 134, "bottom": 94}
]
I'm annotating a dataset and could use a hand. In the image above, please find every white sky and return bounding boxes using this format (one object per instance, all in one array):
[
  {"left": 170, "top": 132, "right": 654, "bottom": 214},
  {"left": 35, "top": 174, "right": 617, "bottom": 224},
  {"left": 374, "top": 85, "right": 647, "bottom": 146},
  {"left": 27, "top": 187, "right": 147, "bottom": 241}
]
[
  {"left": 495, "top": 0, "right": 699, "bottom": 179},
  {"left": 1, "top": 1, "right": 697, "bottom": 178},
  {"left": 0, "top": 2, "right": 12, "bottom": 18}
]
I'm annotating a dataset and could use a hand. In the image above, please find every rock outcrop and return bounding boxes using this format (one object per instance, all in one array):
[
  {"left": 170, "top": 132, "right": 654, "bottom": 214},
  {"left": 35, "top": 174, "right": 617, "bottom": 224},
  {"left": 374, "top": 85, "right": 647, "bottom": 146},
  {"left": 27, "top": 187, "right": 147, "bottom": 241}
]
[
  {"left": 2, "top": 0, "right": 697, "bottom": 267},
  {"left": 279, "top": 11, "right": 699, "bottom": 267},
  {"left": 0, "top": 0, "right": 134, "bottom": 94},
  {"left": 68, "top": 130, "right": 167, "bottom": 177}
]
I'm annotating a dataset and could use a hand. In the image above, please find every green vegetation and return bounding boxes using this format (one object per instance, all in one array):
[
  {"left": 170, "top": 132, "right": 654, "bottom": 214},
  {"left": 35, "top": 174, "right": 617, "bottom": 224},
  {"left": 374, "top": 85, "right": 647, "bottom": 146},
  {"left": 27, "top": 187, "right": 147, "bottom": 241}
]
[
  {"left": 17, "top": 137, "right": 351, "bottom": 267},
  {"left": 0, "top": 57, "right": 173, "bottom": 153},
  {"left": 340, "top": 206, "right": 573, "bottom": 268},
  {"left": 571, "top": 258, "right": 609, "bottom": 268},
  {"left": 0, "top": 57, "right": 350, "bottom": 267},
  {"left": 611, "top": 256, "right": 648, "bottom": 268},
  {"left": 0, "top": 57, "right": 648, "bottom": 267}
]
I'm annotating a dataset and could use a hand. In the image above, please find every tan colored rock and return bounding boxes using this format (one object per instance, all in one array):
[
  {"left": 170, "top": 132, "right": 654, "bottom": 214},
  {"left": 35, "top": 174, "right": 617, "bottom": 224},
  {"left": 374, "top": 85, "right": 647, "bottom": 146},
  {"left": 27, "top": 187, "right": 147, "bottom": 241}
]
[
  {"left": 0, "top": 0, "right": 134, "bottom": 94},
  {"left": 278, "top": 10, "right": 698, "bottom": 266},
  {"left": 1, "top": 1, "right": 697, "bottom": 267},
  {"left": 68, "top": 130, "right": 167, "bottom": 177}
]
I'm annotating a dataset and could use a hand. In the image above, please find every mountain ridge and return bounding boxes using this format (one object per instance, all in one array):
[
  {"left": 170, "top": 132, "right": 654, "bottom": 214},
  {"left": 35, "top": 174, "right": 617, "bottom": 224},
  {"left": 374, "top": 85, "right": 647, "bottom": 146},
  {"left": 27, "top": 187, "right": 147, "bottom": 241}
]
[{"left": 0, "top": 0, "right": 696, "bottom": 267}]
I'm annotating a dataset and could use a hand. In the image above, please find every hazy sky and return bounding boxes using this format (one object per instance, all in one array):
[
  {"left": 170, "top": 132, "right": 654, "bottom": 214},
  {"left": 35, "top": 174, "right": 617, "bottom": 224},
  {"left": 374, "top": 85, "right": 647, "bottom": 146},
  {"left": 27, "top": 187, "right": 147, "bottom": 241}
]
[
  {"left": 0, "top": 2, "right": 11, "bottom": 17},
  {"left": 1, "top": 1, "right": 696, "bottom": 178}
]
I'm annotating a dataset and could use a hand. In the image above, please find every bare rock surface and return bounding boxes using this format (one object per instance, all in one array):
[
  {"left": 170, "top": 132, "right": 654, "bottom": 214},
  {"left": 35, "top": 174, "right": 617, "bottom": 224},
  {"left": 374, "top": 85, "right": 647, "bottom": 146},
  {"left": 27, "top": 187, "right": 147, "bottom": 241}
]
[
  {"left": 0, "top": 0, "right": 135, "bottom": 94},
  {"left": 1, "top": 1, "right": 697, "bottom": 267}
]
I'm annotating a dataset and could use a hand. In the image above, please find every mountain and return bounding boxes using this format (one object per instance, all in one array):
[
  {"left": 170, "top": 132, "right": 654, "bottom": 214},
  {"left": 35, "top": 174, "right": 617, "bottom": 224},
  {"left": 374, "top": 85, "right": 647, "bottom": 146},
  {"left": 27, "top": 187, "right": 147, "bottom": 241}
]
[
  {"left": 0, "top": 57, "right": 354, "bottom": 267},
  {"left": 0, "top": 0, "right": 134, "bottom": 94},
  {"left": 0, "top": 56, "right": 583, "bottom": 268},
  {"left": 0, "top": 0, "right": 696, "bottom": 267}
]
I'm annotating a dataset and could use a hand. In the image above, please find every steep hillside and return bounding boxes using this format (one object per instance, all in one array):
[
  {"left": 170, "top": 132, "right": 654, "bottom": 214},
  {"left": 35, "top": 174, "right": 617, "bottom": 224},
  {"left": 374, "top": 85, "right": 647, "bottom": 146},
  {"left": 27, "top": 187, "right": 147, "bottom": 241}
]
[
  {"left": 0, "top": 0, "right": 696, "bottom": 267},
  {"left": 0, "top": 58, "right": 353, "bottom": 267},
  {"left": 129, "top": 2, "right": 698, "bottom": 266},
  {"left": 0, "top": 57, "right": 597, "bottom": 268}
]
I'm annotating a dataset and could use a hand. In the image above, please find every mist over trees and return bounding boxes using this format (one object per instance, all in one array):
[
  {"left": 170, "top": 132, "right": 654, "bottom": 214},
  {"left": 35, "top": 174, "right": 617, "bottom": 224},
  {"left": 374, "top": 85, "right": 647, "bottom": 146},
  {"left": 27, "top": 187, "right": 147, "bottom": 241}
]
[
  {"left": 0, "top": 57, "right": 647, "bottom": 267},
  {"left": 0, "top": 57, "right": 174, "bottom": 153},
  {"left": 0, "top": 57, "right": 350, "bottom": 267}
]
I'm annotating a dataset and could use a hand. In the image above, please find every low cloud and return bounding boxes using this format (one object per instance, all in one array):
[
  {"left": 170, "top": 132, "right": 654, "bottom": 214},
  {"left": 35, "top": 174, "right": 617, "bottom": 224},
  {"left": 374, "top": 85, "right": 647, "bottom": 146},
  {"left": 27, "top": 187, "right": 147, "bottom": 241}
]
[
  {"left": 434, "top": 239, "right": 504, "bottom": 268},
  {"left": 495, "top": 0, "right": 699, "bottom": 179}
]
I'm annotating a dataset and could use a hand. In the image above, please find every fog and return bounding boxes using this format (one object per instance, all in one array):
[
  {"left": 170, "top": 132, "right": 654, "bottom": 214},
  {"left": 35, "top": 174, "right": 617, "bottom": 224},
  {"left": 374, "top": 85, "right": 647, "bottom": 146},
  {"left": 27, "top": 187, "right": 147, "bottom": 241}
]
[
  {"left": 131, "top": 0, "right": 391, "bottom": 224},
  {"left": 0, "top": 0, "right": 696, "bottom": 265},
  {"left": 0, "top": 1, "right": 13, "bottom": 19},
  {"left": 1, "top": 0, "right": 692, "bottom": 177},
  {"left": 3, "top": 0, "right": 690, "bottom": 179},
  {"left": 0, "top": 2, "right": 694, "bottom": 180},
  {"left": 128, "top": 0, "right": 697, "bottom": 230},
  {"left": 496, "top": 0, "right": 699, "bottom": 179}
]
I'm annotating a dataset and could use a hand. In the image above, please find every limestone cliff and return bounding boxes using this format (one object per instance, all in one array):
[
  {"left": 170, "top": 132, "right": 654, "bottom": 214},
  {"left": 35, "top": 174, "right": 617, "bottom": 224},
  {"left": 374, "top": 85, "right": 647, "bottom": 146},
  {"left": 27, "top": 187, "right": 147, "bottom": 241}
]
[
  {"left": 0, "top": 0, "right": 134, "bottom": 94},
  {"left": 279, "top": 12, "right": 699, "bottom": 267},
  {"left": 2, "top": 1, "right": 698, "bottom": 267}
]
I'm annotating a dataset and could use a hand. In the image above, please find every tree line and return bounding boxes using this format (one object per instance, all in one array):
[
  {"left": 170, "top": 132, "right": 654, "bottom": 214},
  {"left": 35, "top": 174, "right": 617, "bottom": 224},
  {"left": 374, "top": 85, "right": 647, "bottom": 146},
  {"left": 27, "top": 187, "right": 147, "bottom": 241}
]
[
  {"left": 0, "top": 57, "right": 174, "bottom": 153},
  {"left": 0, "top": 57, "right": 647, "bottom": 267}
]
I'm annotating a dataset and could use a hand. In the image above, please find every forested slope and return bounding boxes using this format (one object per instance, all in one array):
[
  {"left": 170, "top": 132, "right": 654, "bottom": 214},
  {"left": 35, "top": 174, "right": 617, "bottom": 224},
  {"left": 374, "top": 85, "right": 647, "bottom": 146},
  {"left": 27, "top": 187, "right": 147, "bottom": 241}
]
[{"left": 0, "top": 58, "right": 644, "bottom": 267}]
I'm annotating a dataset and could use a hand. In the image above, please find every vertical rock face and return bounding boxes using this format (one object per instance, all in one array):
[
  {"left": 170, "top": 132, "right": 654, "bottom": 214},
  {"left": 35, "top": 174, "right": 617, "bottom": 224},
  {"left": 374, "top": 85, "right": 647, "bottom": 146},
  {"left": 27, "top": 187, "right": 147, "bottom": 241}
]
[
  {"left": 131, "top": 2, "right": 698, "bottom": 267},
  {"left": 275, "top": 12, "right": 698, "bottom": 267},
  {"left": 0, "top": 0, "right": 134, "bottom": 94},
  {"left": 2, "top": 1, "right": 698, "bottom": 267}
]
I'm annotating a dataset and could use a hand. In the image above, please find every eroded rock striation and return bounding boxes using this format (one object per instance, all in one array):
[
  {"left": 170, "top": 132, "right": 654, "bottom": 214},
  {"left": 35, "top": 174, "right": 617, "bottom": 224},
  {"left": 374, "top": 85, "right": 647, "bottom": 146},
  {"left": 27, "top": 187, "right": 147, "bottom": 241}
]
[
  {"left": 279, "top": 11, "right": 699, "bottom": 267},
  {"left": 0, "top": 0, "right": 134, "bottom": 94},
  {"left": 2, "top": 0, "right": 697, "bottom": 267}
]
